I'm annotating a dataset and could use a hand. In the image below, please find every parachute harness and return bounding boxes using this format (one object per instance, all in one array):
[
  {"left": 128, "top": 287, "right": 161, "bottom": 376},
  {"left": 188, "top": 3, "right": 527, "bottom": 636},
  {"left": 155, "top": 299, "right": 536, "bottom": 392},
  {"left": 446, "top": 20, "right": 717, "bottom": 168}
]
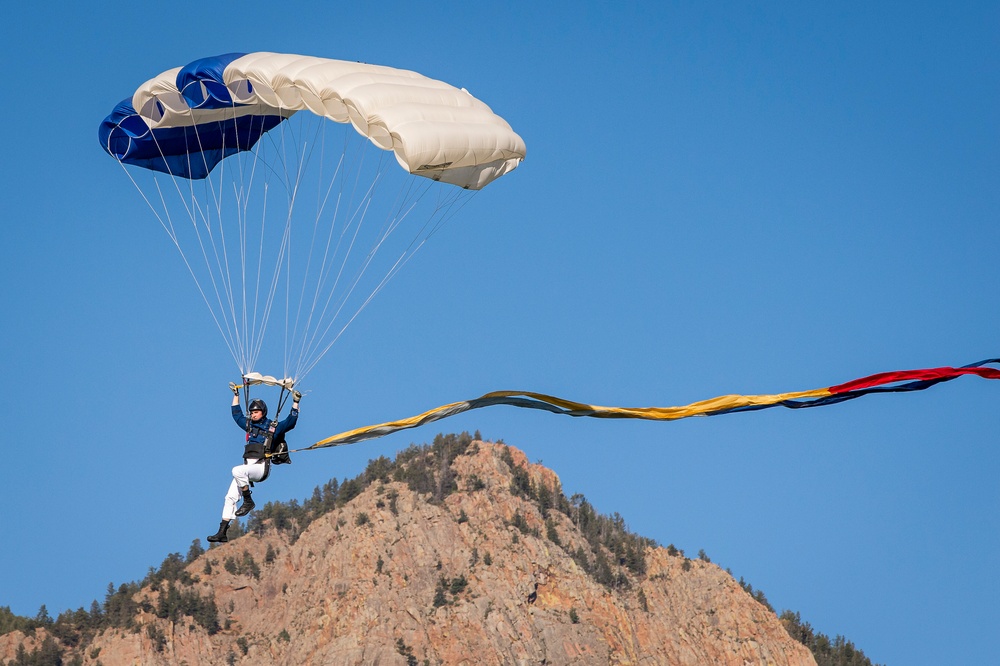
[{"left": 238, "top": 374, "right": 295, "bottom": 483}]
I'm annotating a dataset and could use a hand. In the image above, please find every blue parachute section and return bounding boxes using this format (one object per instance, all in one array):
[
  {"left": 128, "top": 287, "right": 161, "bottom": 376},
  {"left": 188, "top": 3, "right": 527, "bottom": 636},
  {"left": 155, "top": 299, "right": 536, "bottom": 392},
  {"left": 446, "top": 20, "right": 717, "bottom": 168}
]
[
  {"left": 175, "top": 52, "right": 248, "bottom": 109},
  {"left": 97, "top": 53, "right": 286, "bottom": 179}
]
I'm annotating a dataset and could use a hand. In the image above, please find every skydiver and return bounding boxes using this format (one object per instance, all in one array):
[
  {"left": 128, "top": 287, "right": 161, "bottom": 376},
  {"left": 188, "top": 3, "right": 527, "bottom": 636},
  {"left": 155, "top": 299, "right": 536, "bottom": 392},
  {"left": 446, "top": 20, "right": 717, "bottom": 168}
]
[{"left": 207, "top": 386, "right": 301, "bottom": 543}]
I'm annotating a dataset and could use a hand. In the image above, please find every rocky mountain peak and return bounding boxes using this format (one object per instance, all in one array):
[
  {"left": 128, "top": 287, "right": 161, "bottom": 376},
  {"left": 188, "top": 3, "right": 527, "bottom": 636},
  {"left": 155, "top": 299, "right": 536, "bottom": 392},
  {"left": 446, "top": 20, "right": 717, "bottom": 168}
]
[{"left": 2, "top": 437, "right": 817, "bottom": 665}]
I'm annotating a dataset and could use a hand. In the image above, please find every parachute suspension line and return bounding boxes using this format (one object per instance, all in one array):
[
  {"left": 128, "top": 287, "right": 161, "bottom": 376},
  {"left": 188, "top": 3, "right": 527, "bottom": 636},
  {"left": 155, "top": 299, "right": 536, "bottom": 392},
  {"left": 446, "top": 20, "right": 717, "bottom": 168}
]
[
  {"left": 248, "top": 186, "right": 293, "bottom": 374},
  {"left": 287, "top": 120, "right": 346, "bottom": 380},
  {"left": 210, "top": 109, "right": 278, "bottom": 375},
  {"left": 155, "top": 105, "right": 478, "bottom": 383},
  {"left": 295, "top": 181, "right": 455, "bottom": 379},
  {"left": 299, "top": 159, "right": 386, "bottom": 358},
  {"left": 168, "top": 171, "right": 248, "bottom": 369},
  {"left": 235, "top": 128, "right": 271, "bottom": 372},
  {"left": 181, "top": 116, "right": 256, "bottom": 373},
  {"left": 231, "top": 110, "right": 321, "bottom": 379},
  {"left": 114, "top": 160, "right": 245, "bottom": 370},
  {"left": 222, "top": 110, "right": 297, "bottom": 373},
  {"left": 311, "top": 191, "right": 433, "bottom": 356},
  {"left": 285, "top": 131, "right": 383, "bottom": 377},
  {"left": 293, "top": 151, "right": 357, "bottom": 379},
  {"left": 225, "top": 108, "right": 301, "bottom": 375},
  {"left": 190, "top": 105, "right": 297, "bottom": 374},
  {"left": 244, "top": 168, "right": 272, "bottom": 374},
  {"left": 291, "top": 178, "right": 349, "bottom": 379},
  {"left": 142, "top": 108, "right": 255, "bottom": 374},
  {"left": 425, "top": 182, "right": 481, "bottom": 241},
  {"left": 276, "top": 115, "right": 331, "bottom": 380},
  {"left": 251, "top": 110, "right": 314, "bottom": 374},
  {"left": 262, "top": 113, "right": 327, "bottom": 378},
  {"left": 120, "top": 114, "right": 475, "bottom": 383},
  {"left": 193, "top": 143, "right": 249, "bottom": 372},
  {"left": 295, "top": 147, "right": 397, "bottom": 379},
  {"left": 202, "top": 115, "right": 252, "bottom": 374},
  {"left": 294, "top": 159, "right": 476, "bottom": 381},
  {"left": 228, "top": 178, "right": 250, "bottom": 372}
]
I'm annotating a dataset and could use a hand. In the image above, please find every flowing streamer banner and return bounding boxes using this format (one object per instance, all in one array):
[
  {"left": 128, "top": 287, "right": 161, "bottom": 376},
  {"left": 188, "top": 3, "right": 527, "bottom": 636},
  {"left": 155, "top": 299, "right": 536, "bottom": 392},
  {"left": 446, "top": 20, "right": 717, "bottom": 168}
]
[{"left": 292, "top": 359, "right": 1000, "bottom": 451}]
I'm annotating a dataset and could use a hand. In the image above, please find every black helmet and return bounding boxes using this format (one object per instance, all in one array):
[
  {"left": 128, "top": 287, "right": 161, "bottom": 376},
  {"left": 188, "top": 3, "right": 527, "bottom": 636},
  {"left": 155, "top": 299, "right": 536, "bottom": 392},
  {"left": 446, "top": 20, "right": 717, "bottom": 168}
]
[{"left": 248, "top": 399, "right": 268, "bottom": 417}]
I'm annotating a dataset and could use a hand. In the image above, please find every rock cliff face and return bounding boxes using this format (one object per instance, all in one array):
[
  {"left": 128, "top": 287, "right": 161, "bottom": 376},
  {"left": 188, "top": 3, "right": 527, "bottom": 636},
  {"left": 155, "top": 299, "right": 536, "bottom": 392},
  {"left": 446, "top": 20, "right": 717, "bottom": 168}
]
[{"left": 2, "top": 440, "right": 816, "bottom": 665}]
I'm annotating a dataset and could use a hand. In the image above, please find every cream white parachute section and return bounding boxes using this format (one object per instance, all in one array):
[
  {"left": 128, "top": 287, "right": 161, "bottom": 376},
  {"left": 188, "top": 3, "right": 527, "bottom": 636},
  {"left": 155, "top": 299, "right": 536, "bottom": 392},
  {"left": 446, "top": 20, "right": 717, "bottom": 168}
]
[
  {"left": 222, "top": 53, "right": 524, "bottom": 189},
  {"left": 126, "top": 52, "right": 525, "bottom": 190}
]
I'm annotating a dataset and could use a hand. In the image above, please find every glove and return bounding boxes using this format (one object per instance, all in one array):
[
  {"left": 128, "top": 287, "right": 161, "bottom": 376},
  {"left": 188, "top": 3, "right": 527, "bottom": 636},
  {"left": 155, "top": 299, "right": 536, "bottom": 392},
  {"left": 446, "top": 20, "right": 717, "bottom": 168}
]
[
  {"left": 229, "top": 382, "right": 240, "bottom": 396},
  {"left": 292, "top": 390, "right": 302, "bottom": 402}
]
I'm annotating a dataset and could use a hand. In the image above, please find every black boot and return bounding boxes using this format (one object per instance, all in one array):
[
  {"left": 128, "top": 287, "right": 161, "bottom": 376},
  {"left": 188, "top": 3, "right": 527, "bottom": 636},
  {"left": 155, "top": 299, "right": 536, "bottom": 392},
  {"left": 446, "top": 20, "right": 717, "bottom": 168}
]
[
  {"left": 207, "top": 520, "right": 230, "bottom": 543},
  {"left": 235, "top": 487, "right": 255, "bottom": 517}
]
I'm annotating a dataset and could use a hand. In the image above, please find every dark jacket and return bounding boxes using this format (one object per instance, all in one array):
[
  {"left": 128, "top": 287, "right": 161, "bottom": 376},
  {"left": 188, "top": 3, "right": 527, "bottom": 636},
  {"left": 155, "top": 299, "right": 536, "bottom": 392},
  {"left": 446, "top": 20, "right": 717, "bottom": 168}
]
[{"left": 232, "top": 405, "right": 299, "bottom": 460}]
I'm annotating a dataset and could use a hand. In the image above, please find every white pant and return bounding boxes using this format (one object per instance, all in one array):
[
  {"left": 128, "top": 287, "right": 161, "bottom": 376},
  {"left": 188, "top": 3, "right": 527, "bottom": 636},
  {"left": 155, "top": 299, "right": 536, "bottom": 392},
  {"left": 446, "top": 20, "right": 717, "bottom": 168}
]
[{"left": 222, "top": 459, "right": 266, "bottom": 521}]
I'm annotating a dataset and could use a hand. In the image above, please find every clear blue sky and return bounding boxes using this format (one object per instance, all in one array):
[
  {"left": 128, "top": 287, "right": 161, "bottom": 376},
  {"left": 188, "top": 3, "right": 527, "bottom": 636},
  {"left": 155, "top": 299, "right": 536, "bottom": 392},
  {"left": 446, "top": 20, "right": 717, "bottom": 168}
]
[{"left": 2, "top": 3, "right": 997, "bottom": 664}]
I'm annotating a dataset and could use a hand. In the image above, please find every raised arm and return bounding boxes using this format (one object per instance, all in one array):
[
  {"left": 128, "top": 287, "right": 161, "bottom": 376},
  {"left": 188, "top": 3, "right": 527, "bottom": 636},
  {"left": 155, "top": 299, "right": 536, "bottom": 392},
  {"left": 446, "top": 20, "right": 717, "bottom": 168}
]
[{"left": 230, "top": 382, "right": 247, "bottom": 428}]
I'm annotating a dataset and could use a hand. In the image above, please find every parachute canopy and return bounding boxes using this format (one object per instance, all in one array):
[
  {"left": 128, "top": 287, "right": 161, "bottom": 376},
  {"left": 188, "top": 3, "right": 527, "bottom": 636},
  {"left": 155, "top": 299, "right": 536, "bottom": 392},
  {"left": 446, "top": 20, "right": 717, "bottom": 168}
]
[
  {"left": 99, "top": 53, "right": 525, "bottom": 382},
  {"left": 99, "top": 52, "right": 525, "bottom": 189}
]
